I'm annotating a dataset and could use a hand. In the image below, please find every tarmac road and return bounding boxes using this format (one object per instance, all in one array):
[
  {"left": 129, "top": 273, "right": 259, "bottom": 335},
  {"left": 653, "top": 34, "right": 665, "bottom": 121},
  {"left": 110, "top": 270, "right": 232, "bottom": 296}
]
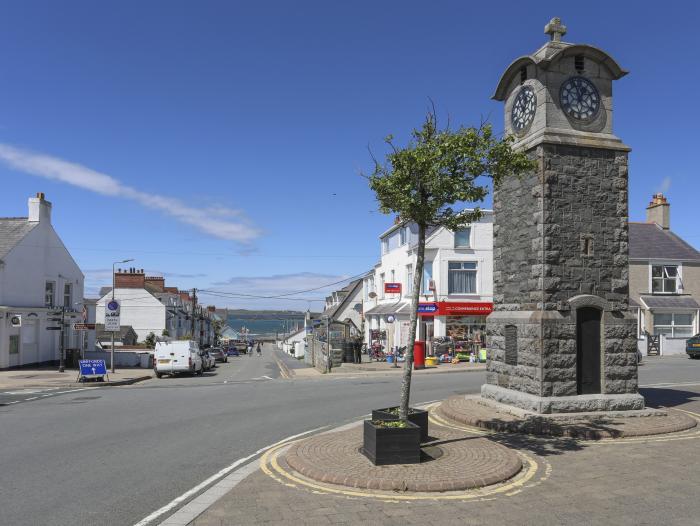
[{"left": 0, "top": 346, "right": 697, "bottom": 526}]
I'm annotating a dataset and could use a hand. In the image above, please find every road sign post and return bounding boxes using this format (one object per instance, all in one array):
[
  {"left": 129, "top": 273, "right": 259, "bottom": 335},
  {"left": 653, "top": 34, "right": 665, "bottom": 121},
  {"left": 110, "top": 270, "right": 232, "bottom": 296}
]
[{"left": 105, "top": 299, "right": 121, "bottom": 374}]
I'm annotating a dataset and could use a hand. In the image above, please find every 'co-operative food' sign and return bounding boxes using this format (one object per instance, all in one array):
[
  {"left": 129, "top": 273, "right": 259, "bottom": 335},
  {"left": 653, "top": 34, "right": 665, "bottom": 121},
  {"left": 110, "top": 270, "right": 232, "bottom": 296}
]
[{"left": 104, "top": 299, "right": 121, "bottom": 332}]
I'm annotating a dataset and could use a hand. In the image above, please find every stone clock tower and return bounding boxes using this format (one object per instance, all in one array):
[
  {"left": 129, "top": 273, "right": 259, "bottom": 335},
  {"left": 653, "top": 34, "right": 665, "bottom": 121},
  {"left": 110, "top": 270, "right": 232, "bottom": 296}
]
[{"left": 483, "top": 18, "right": 644, "bottom": 413}]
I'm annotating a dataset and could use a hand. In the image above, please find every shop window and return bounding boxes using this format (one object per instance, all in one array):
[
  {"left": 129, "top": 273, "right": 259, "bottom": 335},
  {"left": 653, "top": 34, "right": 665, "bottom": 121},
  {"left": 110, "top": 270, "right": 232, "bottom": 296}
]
[
  {"left": 651, "top": 265, "right": 678, "bottom": 293},
  {"left": 505, "top": 325, "right": 517, "bottom": 365},
  {"left": 448, "top": 261, "right": 477, "bottom": 294},
  {"left": 454, "top": 228, "right": 471, "bottom": 248},
  {"left": 653, "top": 312, "right": 694, "bottom": 338}
]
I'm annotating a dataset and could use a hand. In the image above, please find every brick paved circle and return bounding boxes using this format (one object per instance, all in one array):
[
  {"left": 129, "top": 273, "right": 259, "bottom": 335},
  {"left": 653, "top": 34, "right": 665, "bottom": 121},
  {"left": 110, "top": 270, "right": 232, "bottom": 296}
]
[
  {"left": 284, "top": 424, "right": 522, "bottom": 492},
  {"left": 437, "top": 396, "right": 698, "bottom": 439}
]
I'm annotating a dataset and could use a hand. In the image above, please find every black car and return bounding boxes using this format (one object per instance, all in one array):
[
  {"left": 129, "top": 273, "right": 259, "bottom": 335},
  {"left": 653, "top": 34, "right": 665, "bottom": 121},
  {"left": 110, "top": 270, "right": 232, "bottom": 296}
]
[{"left": 686, "top": 334, "right": 700, "bottom": 359}]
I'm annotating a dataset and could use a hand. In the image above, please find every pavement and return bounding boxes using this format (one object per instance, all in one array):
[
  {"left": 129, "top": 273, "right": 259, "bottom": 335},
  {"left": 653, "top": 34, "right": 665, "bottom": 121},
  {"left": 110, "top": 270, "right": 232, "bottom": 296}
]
[
  {"left": 274, "top": 350, "right": 486, "bottom": 378},
  {"left": 188, "top": 383, "right": 700, "bottom": 526},
  {"left": 0, "top": 366, "right": 153, "bottom": 390},
  {"left": 1, "top": 349, "right": 699, "bottom": 526}
]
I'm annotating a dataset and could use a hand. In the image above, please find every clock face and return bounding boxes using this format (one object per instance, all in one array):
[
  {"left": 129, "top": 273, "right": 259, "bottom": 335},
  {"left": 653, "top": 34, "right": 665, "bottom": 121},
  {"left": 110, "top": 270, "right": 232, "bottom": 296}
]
[
  {"left": 559, "top": 76, "right": 600, "bottom": 121},
  {"left": 511, "top": 86, "right": 536, "bottom": 134}
]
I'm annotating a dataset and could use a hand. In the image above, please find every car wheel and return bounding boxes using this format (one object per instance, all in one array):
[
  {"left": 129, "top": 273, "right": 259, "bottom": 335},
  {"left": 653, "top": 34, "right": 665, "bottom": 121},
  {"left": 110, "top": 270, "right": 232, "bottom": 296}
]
[{"left": 155, "top": 372, "right": 163, "bottom": 379}]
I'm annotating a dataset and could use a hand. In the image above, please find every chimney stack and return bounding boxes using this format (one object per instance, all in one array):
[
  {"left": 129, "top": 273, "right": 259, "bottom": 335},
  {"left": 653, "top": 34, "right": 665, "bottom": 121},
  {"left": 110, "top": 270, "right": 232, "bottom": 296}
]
[
  {"left": 114, "top": 268, "right": 146, "bottom": 289},
  {"left": 28, "top": 192, "right": 52, "bottom": 223},
  {"left": 646, "top": 193, "right": 670, "bottom": 230},
  {"left": 145, "top": 276, "right": 165, "bottom": 293}
]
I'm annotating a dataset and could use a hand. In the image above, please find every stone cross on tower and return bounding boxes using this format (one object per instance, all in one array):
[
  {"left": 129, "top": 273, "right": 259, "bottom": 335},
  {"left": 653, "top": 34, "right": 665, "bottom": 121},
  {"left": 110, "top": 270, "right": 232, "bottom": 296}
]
[{"left": 544, "top": 17, "right": 567, "bottom": 42}]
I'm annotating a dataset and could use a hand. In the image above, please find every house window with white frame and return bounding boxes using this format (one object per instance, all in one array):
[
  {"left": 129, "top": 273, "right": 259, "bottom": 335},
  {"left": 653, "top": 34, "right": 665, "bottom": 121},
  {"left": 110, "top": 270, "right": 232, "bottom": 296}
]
[
  {"left": 45, "top": 281, "right": 55, "bottom": 307},
  {"left": 651, "top": 264, "right": 679, "bottom": 293},
  {"left": 422, "top": 261, "right": 433, "bottom": 293},
  {"left": 380, "top": 273, "right": 385, "bottom": 299},
  {"left": 653, "top": 312, "right": 694, "bottom": 338},
  {"left": 454, "top": 227, "right": 471, "bottom": 248},
  {"left": 448, "top": 261, "right": 477, "bottom": 294},
  {"left": 381, "top": 239, "right": 388, "bottom": 254},
  {"left": 63, "top": 283, "right": 72, "bottom": 308},
  {"left": 406, "top": 264, "right": 413, "bottom": 294},
  {"left": 400, "top": 226, "right": 407, "bottom": 246}
]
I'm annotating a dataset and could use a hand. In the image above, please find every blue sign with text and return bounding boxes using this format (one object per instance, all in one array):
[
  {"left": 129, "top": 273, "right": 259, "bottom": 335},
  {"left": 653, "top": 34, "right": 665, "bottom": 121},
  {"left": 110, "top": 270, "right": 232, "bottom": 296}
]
[
  {"left": 417, "top": 303, "right": 438, "bottom": 313},
  {"left": 79, "top": 359, "right": 107, "bottom": 376}
]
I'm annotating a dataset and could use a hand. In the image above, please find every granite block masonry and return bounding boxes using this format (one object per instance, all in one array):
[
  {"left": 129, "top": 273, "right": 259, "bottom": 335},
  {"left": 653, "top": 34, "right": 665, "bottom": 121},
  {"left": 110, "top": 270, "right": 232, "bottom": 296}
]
[{"left": 483, "top": 17, "right": 644, "bottom": 413}]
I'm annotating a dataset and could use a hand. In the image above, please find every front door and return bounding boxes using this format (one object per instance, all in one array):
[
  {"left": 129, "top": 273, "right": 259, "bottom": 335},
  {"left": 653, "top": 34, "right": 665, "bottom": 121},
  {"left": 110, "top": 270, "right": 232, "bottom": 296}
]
[
  {"left": 577, "top": 307, "right": 601, "bottom": 395},
  {"left": 8, "top": 334, "right": 20, "bottom": 367}
]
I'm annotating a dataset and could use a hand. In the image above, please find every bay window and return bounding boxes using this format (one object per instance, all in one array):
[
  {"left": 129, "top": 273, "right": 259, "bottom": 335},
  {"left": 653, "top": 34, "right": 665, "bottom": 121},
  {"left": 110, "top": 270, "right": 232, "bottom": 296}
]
[{"left": 653, "top": 312, "right": 694, "bottom": 337}]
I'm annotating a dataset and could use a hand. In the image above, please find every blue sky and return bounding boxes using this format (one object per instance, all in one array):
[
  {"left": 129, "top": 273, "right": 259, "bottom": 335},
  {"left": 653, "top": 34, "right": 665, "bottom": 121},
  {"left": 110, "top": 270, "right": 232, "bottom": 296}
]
[{"left": 1, "top": 1, "right": 698, "bottom": 309}]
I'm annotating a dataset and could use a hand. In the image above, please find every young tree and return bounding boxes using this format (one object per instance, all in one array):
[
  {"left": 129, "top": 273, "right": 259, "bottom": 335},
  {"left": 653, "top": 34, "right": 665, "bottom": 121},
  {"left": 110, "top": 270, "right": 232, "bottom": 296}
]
[
  {"left": 367, "top": 111, "right": 533, "bottom": 420},
  {"left": 144, "top": 332, "right": 157, "bottom": 349}
]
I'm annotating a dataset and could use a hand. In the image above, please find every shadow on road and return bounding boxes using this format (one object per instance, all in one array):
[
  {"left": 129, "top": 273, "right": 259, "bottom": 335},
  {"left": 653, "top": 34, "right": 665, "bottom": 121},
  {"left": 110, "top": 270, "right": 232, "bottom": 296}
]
[{"left": 640, "top": 387, "right": 700, "bottom": 409}]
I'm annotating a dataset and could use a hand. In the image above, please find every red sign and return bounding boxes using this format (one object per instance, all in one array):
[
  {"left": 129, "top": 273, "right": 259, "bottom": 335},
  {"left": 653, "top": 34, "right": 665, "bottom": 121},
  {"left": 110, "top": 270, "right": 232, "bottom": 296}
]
[
  {"left": 73, "top": 323, "right": 96, "bottom": 331},
  {"left": 417, "top": 301, "right": 493, "bottom": 316},
  {"left": 384, "top": 283, "right": 402, "bottom": 293}
]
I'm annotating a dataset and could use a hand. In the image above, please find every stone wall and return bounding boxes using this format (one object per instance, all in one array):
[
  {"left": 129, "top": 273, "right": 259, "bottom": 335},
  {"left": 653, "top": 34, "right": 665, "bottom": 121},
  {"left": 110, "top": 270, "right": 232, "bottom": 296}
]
[{"left": 485, "top": 143, "right": 641, "bottom": 411}]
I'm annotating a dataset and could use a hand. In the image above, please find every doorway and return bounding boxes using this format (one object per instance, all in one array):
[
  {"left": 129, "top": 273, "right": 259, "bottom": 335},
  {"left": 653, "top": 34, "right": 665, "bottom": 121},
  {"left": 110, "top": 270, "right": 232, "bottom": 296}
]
[{"left": 576, "top": 307, "right": 601, "bottom": 395}]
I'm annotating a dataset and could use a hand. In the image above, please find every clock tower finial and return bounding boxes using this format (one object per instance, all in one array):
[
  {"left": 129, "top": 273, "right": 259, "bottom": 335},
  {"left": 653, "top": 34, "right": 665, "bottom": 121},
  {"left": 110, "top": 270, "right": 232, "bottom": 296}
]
[{"left": 544, "top": 17, "right": 567, "bottom": 42}]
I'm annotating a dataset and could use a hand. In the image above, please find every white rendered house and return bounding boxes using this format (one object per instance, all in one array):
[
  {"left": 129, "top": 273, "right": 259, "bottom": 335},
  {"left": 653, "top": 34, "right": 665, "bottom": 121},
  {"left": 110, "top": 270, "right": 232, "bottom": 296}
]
[
  {"left": 363, "top": 213, "right": 493, "bottom": 353},
  {"left": 0, "top": 193, "right": 85, "bottom": 368}
]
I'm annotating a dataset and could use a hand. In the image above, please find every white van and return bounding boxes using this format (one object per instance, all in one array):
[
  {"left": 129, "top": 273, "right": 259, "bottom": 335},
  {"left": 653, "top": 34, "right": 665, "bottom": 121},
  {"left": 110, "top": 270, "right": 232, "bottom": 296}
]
[{"left": 154, "top": 341, "right": 203, "bottom": 378}]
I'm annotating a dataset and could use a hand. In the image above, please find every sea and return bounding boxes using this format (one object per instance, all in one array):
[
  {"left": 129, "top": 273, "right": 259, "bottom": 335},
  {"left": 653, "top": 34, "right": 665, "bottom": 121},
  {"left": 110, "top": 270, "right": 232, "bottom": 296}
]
[{"left": 226, "top": 316, "right": 305, "bottom": 337}]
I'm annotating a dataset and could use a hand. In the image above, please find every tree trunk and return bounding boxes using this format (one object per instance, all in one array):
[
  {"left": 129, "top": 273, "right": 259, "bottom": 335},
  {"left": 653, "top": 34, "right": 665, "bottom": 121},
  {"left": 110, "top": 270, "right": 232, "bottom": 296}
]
[{"left": 399, "top": 222, "right": 426, "bottom": 421}]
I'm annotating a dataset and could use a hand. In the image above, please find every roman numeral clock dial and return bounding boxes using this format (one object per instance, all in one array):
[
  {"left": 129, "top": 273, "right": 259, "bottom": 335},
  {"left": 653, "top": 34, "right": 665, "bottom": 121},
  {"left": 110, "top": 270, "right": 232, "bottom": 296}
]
[{"left": 510, "top": 86, "right": 536, "bottom": 134}]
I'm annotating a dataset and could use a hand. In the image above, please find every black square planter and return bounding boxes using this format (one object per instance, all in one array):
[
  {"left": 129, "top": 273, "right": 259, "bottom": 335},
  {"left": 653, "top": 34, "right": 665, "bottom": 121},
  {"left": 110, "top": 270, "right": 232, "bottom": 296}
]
[
  {"left": 361, "top": 420, "right": 421, "bottom": 466},
  {"left": 371, "top": 407, "right": 429, "bottom": 443}
]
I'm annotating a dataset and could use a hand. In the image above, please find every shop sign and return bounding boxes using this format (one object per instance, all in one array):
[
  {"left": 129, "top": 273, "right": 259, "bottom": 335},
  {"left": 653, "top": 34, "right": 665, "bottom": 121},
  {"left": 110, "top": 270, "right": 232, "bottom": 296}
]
[
  {"left": 384, "top": 283, "right": 402, "bottom": 293},
  {"left": 417, "top": 301, "right": 493, "bottom": 316}
]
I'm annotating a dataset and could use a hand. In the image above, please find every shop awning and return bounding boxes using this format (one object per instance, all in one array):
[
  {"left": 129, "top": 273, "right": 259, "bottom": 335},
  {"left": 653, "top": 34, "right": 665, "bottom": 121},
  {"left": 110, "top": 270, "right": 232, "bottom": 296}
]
[
  {"left": 364, "top": 301, "right": 411, "bottom": 316},
  {"left": 639, "top": 296, "right": 700, "bottom": 309}
]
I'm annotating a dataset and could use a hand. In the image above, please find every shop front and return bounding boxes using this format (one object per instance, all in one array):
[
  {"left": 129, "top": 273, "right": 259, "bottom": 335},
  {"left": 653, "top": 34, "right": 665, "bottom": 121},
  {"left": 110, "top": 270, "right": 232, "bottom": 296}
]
[{"left": 418, "top": 301, "right": 493, "bottom": 354}]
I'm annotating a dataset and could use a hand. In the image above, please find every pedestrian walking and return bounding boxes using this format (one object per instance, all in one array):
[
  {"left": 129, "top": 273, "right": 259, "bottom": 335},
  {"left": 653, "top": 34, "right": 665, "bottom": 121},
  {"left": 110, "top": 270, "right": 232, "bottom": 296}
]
[
  {"left": 248, "top": 341, "right": 253, "bottom": 356},
  {"left": 256, "top": 341, "right": 262, "bottom": 357}
]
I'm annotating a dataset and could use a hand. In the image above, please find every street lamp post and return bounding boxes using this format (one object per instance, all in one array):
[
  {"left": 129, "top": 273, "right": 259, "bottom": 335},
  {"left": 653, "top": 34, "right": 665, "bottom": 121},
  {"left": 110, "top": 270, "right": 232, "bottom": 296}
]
[{"left": 111, "top": 259, "right": 134, "bottom": 374}]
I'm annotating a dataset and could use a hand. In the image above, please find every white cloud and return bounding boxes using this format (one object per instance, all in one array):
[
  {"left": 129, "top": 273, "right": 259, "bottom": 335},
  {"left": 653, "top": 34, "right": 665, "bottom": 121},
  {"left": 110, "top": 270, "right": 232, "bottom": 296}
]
[
  {"left": 657, "top": 176, "right": 672, "bottom": 194},
  {"left": 0, "top": 143, "right": 260, "bottom": 243}
]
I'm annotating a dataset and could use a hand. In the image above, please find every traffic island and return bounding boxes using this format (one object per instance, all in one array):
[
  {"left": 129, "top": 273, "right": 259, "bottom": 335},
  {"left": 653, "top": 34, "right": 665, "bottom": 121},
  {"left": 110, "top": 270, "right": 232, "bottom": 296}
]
[
  {"left": 284, "top": 422, "right": 522, "bottom": 492},
  {"left": 437, "top": 395, "right": 698, "bottom": 440}
]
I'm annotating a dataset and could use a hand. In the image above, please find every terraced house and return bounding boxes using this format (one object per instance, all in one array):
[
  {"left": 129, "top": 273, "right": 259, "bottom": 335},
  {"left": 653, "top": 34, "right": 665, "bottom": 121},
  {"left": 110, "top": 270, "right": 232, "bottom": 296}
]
[{"left": 630, "top": 194, "right": 700, "bottom": 355}]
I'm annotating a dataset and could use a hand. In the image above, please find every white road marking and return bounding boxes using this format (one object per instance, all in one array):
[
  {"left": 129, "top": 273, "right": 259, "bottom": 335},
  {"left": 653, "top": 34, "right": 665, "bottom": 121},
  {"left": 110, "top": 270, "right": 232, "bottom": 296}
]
[
  {"left": 24, "top": 397, "right": 38, "bottom": 401},
  {"left": 640, "top": 381, "right": 700, "bottom": 388},
  {"left": 134, "top": 426, "right": 328, "bottom": 526}
]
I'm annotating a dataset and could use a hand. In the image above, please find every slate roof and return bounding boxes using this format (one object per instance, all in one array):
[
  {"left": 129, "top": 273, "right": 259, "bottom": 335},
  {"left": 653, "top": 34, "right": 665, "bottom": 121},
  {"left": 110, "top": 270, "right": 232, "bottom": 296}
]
[
  {"left": 0, "top": 217, "right": 37, "bottom": 260},
  {"left": 639, "top": 296, "right": 700, "bottom": 310},
  {"left": 323, "top": 279, "right": 362, "bottom": 320},
  {"left": 629, "top": 223, "right": 700, "bottom": 262}
]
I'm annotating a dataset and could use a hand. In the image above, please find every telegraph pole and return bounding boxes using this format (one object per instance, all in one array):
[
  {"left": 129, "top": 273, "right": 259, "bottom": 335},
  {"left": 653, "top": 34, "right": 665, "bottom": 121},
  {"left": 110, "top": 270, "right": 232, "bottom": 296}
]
[{"left": 191, "top": 288, "right": 197, "bottom": 344}]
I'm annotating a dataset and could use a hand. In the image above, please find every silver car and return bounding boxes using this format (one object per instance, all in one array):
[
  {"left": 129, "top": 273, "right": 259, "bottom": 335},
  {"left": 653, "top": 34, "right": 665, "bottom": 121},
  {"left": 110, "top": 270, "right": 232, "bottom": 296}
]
[{"left": 209, "top": 348, "right": 228, "bottom": 363}]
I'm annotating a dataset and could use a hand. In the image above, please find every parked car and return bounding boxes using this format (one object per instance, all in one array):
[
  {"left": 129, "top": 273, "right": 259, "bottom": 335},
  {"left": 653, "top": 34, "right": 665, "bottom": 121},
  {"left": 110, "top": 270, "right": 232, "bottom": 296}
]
[
  {"left": 686, "top": 334, "right": 700, "bottom": 359},
  {"left": 209, "top": 348, "right": 228, "bottom": 363},
  {"left": 154, "top": 341, "right": 203, "bottom": 378},
  {"left": 200, "top": 350, "right": 216, "bottom": 371},
  {"left": 226, "top": 347, "right": 240, "bottom": 357}
]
